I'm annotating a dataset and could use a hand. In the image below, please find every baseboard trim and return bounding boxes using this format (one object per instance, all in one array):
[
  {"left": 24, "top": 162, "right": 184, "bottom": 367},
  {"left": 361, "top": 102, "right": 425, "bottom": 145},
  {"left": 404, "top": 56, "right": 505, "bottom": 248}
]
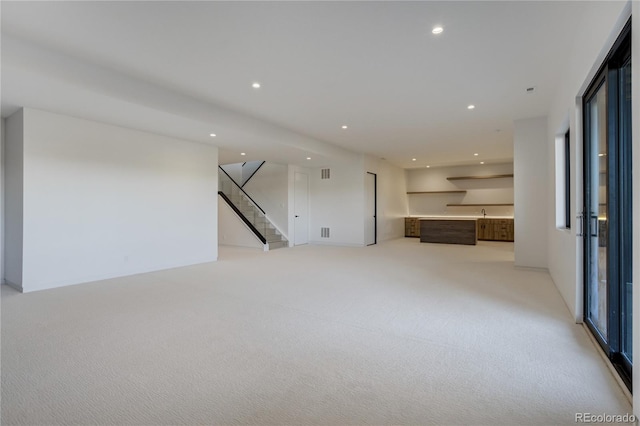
[
  {"left": 581, "top": 323, "right": 632, "bottom": 404},
  {"left": 309, "top": 241, "right": 365, "bottom": 248},
  {"left": 514, "top": 265, "right": 549, "bottom": 273},
  {"left": 17, "top": 256, "right": 217, "bottom": 293}
]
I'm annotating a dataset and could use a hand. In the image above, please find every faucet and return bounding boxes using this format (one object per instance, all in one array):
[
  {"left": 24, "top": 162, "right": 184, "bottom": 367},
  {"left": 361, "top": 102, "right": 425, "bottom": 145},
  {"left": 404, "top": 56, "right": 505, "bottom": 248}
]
[{"left": 481, "top": 208, "right": 486, "bottom": 218}]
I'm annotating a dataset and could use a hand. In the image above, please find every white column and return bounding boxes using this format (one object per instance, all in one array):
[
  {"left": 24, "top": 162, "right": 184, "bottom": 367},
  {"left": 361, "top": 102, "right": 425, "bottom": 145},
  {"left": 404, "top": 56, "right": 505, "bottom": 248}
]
[{"left": 514, "top": 116, "right": 548, "bottom": 269}]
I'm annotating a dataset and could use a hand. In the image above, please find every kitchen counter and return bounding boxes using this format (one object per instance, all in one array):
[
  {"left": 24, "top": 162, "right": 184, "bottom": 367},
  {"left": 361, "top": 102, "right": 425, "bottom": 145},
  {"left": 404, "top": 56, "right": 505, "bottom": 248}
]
[
  {"left": 414, "top": 215, "right": 514, "bottom": 220},
  {"left": 405, "top": 216, "right": 515, "bottom": 243}
]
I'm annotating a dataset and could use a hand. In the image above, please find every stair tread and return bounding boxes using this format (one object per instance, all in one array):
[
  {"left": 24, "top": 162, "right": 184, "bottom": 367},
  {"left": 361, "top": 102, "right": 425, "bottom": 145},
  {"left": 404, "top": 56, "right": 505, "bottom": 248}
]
[{"left": 268, "top": 241, "right": 288, "bottom": 250}]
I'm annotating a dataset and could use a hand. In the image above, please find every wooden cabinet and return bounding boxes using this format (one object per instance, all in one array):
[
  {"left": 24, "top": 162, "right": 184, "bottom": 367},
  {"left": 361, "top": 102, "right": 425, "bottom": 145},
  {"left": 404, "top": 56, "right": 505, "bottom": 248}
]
[
  {"left": 477, "top": 219, "right": 494, "bottom": 240},
  {"left": 408, "top": 217, "right": 514, "bottom": 241},
  {"left": 477, "top": 218, "right": 514, "bottom": 242},
  {"left": 492, "top": 219, "right": 514, "bottom": 241},
  {"left": 405, "top": 217, "right": 420, "bottom": 237}
]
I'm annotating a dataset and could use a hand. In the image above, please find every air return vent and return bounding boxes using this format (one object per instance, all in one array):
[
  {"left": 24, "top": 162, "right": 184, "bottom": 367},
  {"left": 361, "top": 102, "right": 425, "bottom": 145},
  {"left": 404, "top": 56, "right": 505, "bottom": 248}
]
[
  {"left": 321, "top": 227, "right": 330, "bottom": 238},
  {"left": 321, "top": 168, "right": 331, "bottom": 179}
]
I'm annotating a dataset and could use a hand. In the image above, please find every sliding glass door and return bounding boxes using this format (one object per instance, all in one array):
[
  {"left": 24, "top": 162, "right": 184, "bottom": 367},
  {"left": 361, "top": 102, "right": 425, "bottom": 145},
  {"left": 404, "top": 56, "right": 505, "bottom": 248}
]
[
  {"left": 584, "top": 78, "right": 608, "bottom": 341},
  {"left": 582, "top": 21, "right": 632, "bottom": 390}
]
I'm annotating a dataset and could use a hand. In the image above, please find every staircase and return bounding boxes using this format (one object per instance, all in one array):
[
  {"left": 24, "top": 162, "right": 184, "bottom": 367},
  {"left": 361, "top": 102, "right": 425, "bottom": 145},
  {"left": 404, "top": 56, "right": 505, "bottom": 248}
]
[{"left": 219, "top": 167, "right": 288, "bottom": 250}]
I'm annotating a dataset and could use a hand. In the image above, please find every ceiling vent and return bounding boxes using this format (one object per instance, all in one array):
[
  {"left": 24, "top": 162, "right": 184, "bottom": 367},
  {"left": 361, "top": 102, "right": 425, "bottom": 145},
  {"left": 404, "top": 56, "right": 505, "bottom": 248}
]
[{"left": 321, "top": 168, "right": 331, "bottom": 179}]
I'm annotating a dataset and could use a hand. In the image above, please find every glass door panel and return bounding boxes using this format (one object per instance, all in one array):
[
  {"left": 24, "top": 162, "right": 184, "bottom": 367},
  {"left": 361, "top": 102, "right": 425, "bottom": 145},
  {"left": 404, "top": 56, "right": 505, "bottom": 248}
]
[
  {"left": 585, "top": 81, "right": 608, "bottom": 341},
  {"left": 619, "top": 57, "right": 632, "bottom": 361}
]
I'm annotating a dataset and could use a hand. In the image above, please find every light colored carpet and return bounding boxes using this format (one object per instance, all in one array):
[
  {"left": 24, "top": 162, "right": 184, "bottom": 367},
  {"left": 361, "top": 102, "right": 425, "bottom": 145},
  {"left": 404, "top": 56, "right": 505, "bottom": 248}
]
[{"left": 1, "top": 238, "right": 632, "bottom": 425}]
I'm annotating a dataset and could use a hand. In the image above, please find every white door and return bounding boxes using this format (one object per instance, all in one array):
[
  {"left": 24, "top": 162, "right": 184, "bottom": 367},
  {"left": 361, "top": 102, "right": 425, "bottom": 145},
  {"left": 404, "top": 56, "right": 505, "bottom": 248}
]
[
  {"left": 365, "top": 172, "right": 376, "bottom": 245},
  {"left": 294, "top": 172, "right": 309, "bottom": 245}
]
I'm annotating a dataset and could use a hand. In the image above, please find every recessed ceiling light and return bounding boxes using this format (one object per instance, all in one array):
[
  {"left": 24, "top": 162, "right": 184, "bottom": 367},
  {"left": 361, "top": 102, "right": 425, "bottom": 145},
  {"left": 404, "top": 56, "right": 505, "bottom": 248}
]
[
  {"left": 432, "top": 26, "right": 443, "bottom": 34},
  {"left": 209, "top": 133, "right": 216, "bottom": 137},
  {"left": 240, "top": 152, "right": 246, "bottom": 156},
  {"left": 474, "top": 153, "right": 479, "bottom": 156},
  {"left": 252, "top": 82, "right": 261, "bottom": 89},
  {"left": 306, "top": 157, "right": 311, "bottom": 160},
  {"left": 412, "top": 158, "right": 417, "bottom": 161},
  {"left": 426, "top": 165, "right": 430, "bottom": 168},
  {"left": 467, "top": 104, "right": 475, "bottom": 110},
  {"left": 480, "top": 161, "right": 485, "bottom": 164},
  {"left": 341, "top": 125, "right": 348, "bottom": 129}
]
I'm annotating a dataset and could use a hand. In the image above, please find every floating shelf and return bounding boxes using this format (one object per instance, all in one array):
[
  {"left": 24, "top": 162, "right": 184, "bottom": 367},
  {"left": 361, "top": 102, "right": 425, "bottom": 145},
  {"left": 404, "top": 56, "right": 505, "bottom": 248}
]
[
  {"left": 447, "top": 203, "right": 514, "bottom": 207},
  {"left": 407, "top": 190, "right": 467, "bottom": 194},
  {"left": 447, "top": 174, "right": 514, "bottom": 181}
]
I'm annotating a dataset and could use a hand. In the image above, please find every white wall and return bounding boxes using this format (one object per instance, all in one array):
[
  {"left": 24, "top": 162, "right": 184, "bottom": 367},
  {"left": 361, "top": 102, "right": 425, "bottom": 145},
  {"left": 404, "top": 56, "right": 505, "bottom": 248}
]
[
  {"left": 406, "top": 163, "right": 514, "bottom": 217},
  {"left": 514, "top": 117, "right": 548, "bottom": 269},
  {"left": 364, "top": 156, "right": 408, "bottom": 242},
  {"left": 545, "top": 0, "right": 628, "bottom": 322},
  {"left": 4, "top": 110, "right": 24, "bottom": 290},
  {"left": 218, "top": 195, "right": 263, "bottom": 249},
  {"left": 309, "top": 156, "right": 365, "bottom": 246},
  {"left": 243, "top": 162, "right": 289, "bottom": 238},
  {"left": 15, "top": 108, "right": 218, "bottom": 292}
]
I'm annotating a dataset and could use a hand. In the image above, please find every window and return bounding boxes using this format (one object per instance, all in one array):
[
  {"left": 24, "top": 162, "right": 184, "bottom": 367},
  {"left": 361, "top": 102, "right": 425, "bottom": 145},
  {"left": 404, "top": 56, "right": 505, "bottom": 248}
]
[{"left": 555, "top": 127, "right": 571, "bottom": 230}]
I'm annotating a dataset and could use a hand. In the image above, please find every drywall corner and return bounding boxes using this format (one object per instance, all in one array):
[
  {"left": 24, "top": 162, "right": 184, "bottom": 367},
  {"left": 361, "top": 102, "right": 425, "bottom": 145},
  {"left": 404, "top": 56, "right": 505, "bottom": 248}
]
[{"left": 3, "top": 109, "right": 24, "bottom": 291}]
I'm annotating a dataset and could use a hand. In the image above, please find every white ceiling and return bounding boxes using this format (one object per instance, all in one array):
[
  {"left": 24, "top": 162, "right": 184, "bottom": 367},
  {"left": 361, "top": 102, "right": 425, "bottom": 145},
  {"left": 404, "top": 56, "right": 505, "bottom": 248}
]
[{"left": 1, "top": 1, "right": 594, "bottom": 168}]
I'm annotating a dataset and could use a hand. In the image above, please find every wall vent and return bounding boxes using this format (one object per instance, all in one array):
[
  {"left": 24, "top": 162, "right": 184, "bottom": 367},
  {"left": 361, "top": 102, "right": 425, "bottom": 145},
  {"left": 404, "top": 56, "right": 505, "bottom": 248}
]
[
  {"left": 321, "top": 168, "right": 331, "bottom": 179},
  {"left": 321, "top": 227, "right": 330, "bottom": 238}
]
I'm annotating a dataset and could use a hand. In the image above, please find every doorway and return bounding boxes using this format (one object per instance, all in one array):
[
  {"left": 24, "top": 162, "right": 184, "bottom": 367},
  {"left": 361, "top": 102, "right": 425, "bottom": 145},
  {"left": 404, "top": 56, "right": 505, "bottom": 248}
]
[
  {"left": 294, "top": 172, "right": 309, "bottom": 245},
  {"left": 365, "top": 172, "right": 377, "bottom": 246},
  {"left": 582, "top": 21, "right": 632, "bottom": 389}
]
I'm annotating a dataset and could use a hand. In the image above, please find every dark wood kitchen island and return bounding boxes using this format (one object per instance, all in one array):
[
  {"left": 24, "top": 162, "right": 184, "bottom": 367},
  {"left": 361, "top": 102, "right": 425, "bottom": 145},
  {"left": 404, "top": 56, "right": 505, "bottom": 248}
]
[{"left": 419, "top": 218, "right": 477, "bottom": 245}]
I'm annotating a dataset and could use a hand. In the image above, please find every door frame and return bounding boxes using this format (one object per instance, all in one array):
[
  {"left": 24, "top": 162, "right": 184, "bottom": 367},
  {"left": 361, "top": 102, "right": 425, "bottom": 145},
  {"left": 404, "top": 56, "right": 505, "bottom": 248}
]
[
  {"left": 366, "top": 172, "right": 377, "bottom": 246},
  {"left": 293, "top": 171, "right": 309, "bottom": 246}
]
